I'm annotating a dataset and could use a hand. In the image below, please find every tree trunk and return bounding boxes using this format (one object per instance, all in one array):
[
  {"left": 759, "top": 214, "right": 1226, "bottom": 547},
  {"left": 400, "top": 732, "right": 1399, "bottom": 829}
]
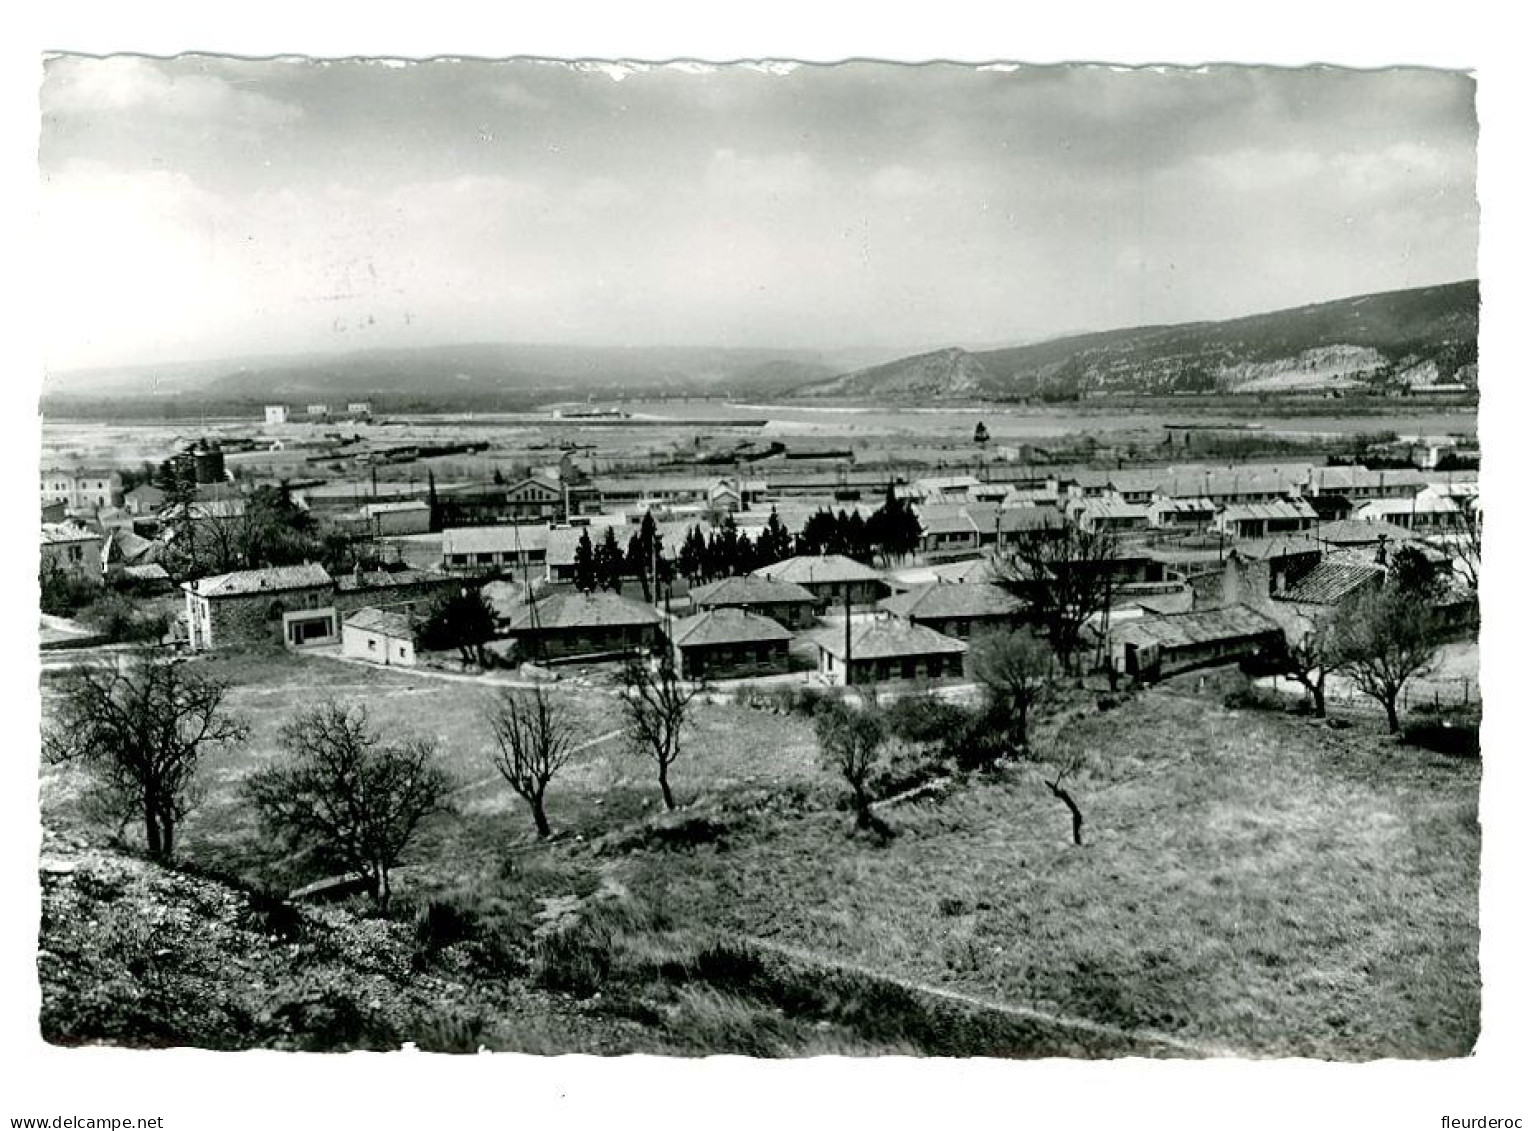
[
  {"left": 1313, "top": 677, "right": 1327, "bottom": 720},
  {"left": 144, "top": 809, "right": 164, "bottom": 859},
  {"left": 659, "top": 762, "right": 677, "bottom": 811},
  {"left": 376, "top": 865, "right": 392, "bottom": 911},
  {"left": 531, "top": 793, "right": 551, "bottom": 838},
  {"left": 1384, "top": 695, "right": 1400, "bottom": 734},
  {"left": 1046, "top": 780, "right": 1084, "bottom": 847},
  {"left": 159, "top": 813, "right": 175, "bottom": 860}
]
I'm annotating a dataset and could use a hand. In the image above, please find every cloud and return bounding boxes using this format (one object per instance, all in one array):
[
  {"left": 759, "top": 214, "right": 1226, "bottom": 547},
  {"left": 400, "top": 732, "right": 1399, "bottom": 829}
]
[{"left": 43, "top": 55, "right": 303, "bottom": 129}]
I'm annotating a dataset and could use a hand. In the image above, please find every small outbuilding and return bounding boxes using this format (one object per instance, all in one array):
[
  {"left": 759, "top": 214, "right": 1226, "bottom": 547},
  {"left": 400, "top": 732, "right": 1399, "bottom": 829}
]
[
  {"left": 1108, "top": 605, "right": 1284, "bottom": 682},
  {"left": 342, "top": 606, "right": 419, "bottom": 667}
]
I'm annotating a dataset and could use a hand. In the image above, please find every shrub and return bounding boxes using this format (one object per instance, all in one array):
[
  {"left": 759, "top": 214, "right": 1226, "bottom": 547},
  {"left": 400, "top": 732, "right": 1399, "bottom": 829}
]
[
  {"left": 414, "top": 897, "right": 480, "bottom": 953},
  {"left": 1402, "top": 721, "right": 1480, "bottom": 758},
  {"left": 884, "top": 694, "right": 971, "bottom": 745},
  {"left": 414, "top": 1013, "right": 488, "bottom": 1054},
  {"left": 1222, "top": 684, "right": 1287, "bottom": 712}
]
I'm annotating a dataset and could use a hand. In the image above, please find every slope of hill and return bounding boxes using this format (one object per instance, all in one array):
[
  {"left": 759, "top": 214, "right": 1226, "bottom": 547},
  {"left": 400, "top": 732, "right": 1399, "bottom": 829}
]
[
  {"left": 799, "top": 280, "right": 1479, "bottom": 401},
  {"left": 43, "top": 343, "right": 841, "bottom": 409}
]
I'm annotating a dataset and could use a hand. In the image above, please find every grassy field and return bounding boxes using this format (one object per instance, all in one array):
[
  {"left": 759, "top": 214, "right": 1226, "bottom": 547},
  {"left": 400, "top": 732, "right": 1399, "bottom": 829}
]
[{"left": 39, "top": 649, "right": 1479, "bottom": 1058}]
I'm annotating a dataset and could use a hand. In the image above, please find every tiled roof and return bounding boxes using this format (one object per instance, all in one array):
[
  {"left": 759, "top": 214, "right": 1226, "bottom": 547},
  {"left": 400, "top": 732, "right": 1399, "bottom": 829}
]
[
  {"left": 1310, "top": 520, "right": 1416, "bottom": 546},
  {"left": 1082, "top": 497, "right": 1151, "bottom": 521},
  {"left": 670, "top": 607, "right": 795, "bottom": 648},
  {"left": 753, "top": 554, "right": 885, "bottom": 586},
  {"left": 362, "top": 500, "right": 430, "bottom": 516},
  {"left": 505, "top": 590, "right": 663, "bottom": 632},
  {"left": 1308, "top": 466, "right": 1428, "bottom": 492},
  {"left": 442, "top": 524, "right": 552, "bottom": 555},
  {"left": 40, "top": 522, "right": 97, "bottom": 545},
  {"left": 927, "top": 557, "right": 1000, "bottom": 584},
  {"left": 1277, "top": 558, "right": 1384, "bottom": 605},
  {"left": 813, "top": 617, "right": 968, "bottom": 661},
  {"left": 1231, "top": 535, "right": 1323, "bottom": 561},
  {"left": 1353, "top": 494, "right": 1462, "bottom": 519},
  {"left": 344, "top": 606, "right": 418, "bottom": 639},
  {"left": 690, "top": 575, "right": 818, "bottom": 607},
  {"left": 879, "top": 581, "right": 1025, "bottom": 621},
  {"left": 334, "top": 568, "right": 453, "bottom": 592},
  {"left": 1110, "top": 605, "right": 1281, "bottom": 650},
  {"left": 187, "top": 562, "right": 333, "bottom": 598},
  {"left": 102, "top": 528, "right": 155, "bottom": 563},
  {"left": 1218, "top": 499, "right": 1317, "bottom": 522},
  {"left": 917, "top": 505, "right": 980, "bottom": 536},
  {"left": 122, "top": 563, "right": 171, "bottom": 583}
]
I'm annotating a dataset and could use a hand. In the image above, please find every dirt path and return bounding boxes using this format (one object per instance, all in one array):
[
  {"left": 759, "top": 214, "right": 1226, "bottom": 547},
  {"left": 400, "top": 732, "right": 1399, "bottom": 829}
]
[{"left": 741, "top": 935, "right": 1251, "bottom": 1059}]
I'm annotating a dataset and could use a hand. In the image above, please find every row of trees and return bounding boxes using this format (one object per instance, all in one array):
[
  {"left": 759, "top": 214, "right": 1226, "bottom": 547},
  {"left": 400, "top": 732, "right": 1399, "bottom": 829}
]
[{"left": 45, "top": 648, "right": 708, "bottom": 906}]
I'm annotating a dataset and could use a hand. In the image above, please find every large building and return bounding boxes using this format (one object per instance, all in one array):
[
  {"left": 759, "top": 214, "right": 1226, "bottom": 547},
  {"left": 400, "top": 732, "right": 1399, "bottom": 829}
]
[
  {"left": 670, "top": 607, "right": 794, "bottom": 679},
  {"left": 41, "top": 468, "right": 122, "bottom": 513},
  {"left": 500, "top": 590, "right": 664, "bottom": 661},
  {"left": 264, "top": 404, "right": 290, "bottom": 424},
  {"left": 41, "top": 523, "right": 103, "bottom": 580},
  {"left": 183, "top": 563, "right": 338, "bottom": 651}
]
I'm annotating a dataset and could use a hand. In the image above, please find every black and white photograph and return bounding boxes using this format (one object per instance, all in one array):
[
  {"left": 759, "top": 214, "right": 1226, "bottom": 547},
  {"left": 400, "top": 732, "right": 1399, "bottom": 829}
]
[{"left": 10, "top": 8, "right": 1526, "bottom": 1129}]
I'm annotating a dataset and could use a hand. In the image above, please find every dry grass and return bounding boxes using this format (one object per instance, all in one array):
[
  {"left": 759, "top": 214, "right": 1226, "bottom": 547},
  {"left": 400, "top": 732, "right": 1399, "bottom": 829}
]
[
  {"left": 39, "top": 649, "right": 1479, "bottom": 1058},
  {"left": 611, "top": 691, "right": 1480, "bottom": 1059}
]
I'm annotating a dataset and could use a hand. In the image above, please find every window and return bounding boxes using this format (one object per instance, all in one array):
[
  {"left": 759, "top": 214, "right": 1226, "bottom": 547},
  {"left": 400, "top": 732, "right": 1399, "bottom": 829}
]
[{"left": 367, "top": 638, "right": 376, "bottom": 651}]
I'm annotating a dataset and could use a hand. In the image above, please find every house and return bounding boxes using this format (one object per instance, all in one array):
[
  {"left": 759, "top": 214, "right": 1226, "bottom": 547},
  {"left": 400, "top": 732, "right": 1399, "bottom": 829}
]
[
  {"left": 917, "top": 505, "right": 981, "bottom": 557},
  {"left": 442, "top": 524, "right": 551, "bottom": 575},
  {"left": 306, "top": 403, "right": 330, "bottom": 419},
  {"left": 752, "top": 554, "right": 891, "bottom": 607},
  {"left": 1305, "top": 466, "right": 1427, "bottom": 501},
  {"left": 1108, "top": 605, "right": 1284, "bottom": 682},
  {"left": 504, "top": 476, "right": 566, "bottom": 522},
  {"left": 40, "top": 523, "right": 102, "bottom": 580},
  {"left": 100, "top": 528, "right": 161, "bottom": 577},
  {"left": 1352, "top": 491, "right": 1463, "bottom": 533},
  {"left": 877, "top": 581, "right": 1027, "bottom": 640},
  {"left": 813, "top": 618, "right": 968, "bottom": 686},
  {"left": 264, "top": 405, "right": 290, "bottom": 424},
  {"left": 1149, "top": 496, "right": 1217, "bottom": 530},
  {"left": 912, "top": 474, "right": 981, "bottom": 504},
  {"left": 1273, "top": 555, "right": 1385, "bottom": 610},
  {"left": 362, "top": 499, "right": 432, "bottom": 537},
  {"left": 182, "top": 563, "right": 337, "bottom": 651},
  {"left": 1159, "top": 468, "right": 1305, "bottom": 505},
  {"left": 347, "top": 401, "right": 373, "bottom": 418},
  {"left": 688, "top": 574, "right": 820, "bottom": 629},
  {"left": 41, "top": 467, "right": 123, "bottom": 513},
  {"left": 342, "top": 607, "right": 419, "bottom": 667},
  {"left": 501, "top": 590, "right": 664, "bottom": 661},
  {"left": 1214, "top": 499, "right": 1316, "bottom": 540},
  {"left": 1076, "top": 497, "right": 1152, "bottom": 534},
  {"left": 123, "top": 483, "right": 166, "bottom": 517},
  {"left": 670, "top": 607, "right": 794, "bottom": 679}
]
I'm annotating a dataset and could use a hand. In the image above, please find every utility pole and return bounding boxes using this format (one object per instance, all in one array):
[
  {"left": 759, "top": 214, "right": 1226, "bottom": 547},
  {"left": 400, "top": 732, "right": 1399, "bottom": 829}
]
[{"left": 843, "top": 582, "right": 853, "bottom": 687}]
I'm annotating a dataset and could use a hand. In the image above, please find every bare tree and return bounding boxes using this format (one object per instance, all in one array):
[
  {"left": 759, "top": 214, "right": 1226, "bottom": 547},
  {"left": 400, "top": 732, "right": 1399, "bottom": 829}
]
[
  {"left": 1278, "top": 610, "right": 1341, "bottom": 719},
  {"left": 1043, "top": 748, "right": 1088, "bottom": 847},
  {"left": 246, "top": 702, "right": 451, "bottom": 908},
  {"left": 43, "top": 652, "right": 249, "bottom": 860},
  {"left": 970, "top": 628, "right": 1057, "bottom": 752},
  {"left": 485, "top": 686, "right": 580, "bottom": 837},
  {"left": 813, "top": 698, "right": 888, "bottom": 833},
  {"left": 1437, "top": 507, "right": 1481, "bottom": 597},
  {"left": 621, "top": 656, "right": 701, "bottom": 811},
  {"left": 991, "top": 524, "right": 1120, "bottom": 674},
  {"left": 1332, "top": 584, "right": 1441, "bottom": 733}
]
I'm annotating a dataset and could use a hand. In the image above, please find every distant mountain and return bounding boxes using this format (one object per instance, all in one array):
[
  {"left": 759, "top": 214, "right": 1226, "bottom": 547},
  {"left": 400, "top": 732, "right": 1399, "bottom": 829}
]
[
  {"left": 798, "top": 280, "right": 1480, "bottom": 401},
  {"left": 43, "top": 343, "right": 845, "bottom": 407}
]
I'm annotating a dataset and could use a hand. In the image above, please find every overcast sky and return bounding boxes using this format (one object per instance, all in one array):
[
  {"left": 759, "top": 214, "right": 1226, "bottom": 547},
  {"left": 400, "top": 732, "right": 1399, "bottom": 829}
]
[{"left": 39, "top": 57, "right": 1477, "bottom": 372}]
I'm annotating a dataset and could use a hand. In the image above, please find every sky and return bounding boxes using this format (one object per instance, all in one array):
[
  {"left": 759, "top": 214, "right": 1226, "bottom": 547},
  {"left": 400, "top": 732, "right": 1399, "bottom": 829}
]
[{"left": 39, "top": 57, "right": 1479, "bottom": 372}]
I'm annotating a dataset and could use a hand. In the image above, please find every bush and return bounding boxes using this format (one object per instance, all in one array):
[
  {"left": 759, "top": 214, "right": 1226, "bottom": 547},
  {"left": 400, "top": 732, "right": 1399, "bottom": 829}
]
[
  {"left": 1222, "top": 684, "right": 1287, "bottom": 712},
  {"left": 884, "top": 694, "right": 971, "bottom": 745},
  {"left": 77, "top": 593, "right": 169, "bottom": 643},
  {"left": 1402, "top": 721, "right": 1480, "bottom": 758},
  {"left": 414, "top": 897, "right": 480, "bottom": 953},
  {"left": 941, "top": 705, "right": 1012, "bottom": 771},
  {"left": 867, "top": 738, "right": 948, "bottom": 802}
]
